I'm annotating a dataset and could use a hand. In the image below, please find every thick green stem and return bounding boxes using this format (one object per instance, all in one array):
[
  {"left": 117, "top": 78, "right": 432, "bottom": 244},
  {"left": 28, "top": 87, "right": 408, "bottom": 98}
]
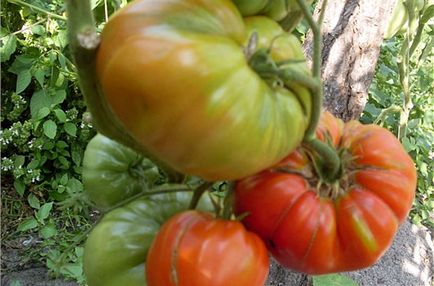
[
  {"left": 304, "top": 139, "right": 340, "bottom": 181},
  {"left": 65, "top": 0, "right": 184, "bottom": 180},
  {"left": 294, "top": 0, "right": 327, "bottom": 141},
  {"left": 374, "top": 105, "right": 402, "bottom": 125},
  {"left": 188, "top": 182, "right": 213, "bottom": 210},
  {"left": 221, "top": 183, "right": 235, "bottom": 220},
  {"left": 7, "top": 0, "right": 66, "bottom": 21}
]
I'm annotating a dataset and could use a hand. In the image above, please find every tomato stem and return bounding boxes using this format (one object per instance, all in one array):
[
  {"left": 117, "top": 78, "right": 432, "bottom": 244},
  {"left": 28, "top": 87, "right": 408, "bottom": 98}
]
[
  {"left": 304, "top": 139, "right": 340, "bottom": 182},
  {"left": 188, "top": 182, "right": 213, "bottom": 210}
]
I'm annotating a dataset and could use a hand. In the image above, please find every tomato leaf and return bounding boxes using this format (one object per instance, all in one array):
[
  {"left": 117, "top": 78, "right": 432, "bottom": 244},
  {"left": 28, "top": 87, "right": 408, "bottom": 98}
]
[{"left": 313, "top": 274, "right": 358, "bottom": 286}]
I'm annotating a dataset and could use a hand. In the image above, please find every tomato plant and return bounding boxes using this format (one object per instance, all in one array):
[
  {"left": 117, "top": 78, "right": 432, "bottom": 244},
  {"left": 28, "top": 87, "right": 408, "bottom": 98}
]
[
  {"left": 96, "top": 0, "right": 311, "bottom": 181},
  {"left": 146, "top": 210, "right": 269, "bottom": 286},
  {"left": 84, "top": 192, "right": 213, "bottom": 286},
  {"left": 234, "top": 112, "right": 417, "bottom": 274},
  {"left": 82, "top": 133, "right": 160, "bottom": 209}
]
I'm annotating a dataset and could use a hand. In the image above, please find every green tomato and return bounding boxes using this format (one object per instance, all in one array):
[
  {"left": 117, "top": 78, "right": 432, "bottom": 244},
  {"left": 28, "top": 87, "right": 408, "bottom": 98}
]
[
  {"left": 82, "top": 133, "right": 160, "bottom": 209},
  {"left": 233, "top": 0, "right": 313, "bottom": 29},
  {"left": 96, "top": 1, "right": 312, "bottom": 181},
  {"left": 83, "top": 192, "right": 212, "bottom": 286}
]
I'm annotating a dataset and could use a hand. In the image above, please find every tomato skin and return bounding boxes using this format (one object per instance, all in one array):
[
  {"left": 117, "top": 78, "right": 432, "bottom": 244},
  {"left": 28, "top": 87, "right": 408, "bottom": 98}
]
[
  {"left": 96, "top": 0, "right": 311, "bottom": 181},
  {"left": 82, "top": 134, "right": 160, "bottom": 209},
  {"left": 83, "top": 193, "right": 212, "bottom": 286},
  {"left": 146, "top": 210, "right": 269, "bottom": 286},
  {"left": 234, "top": 112, "right": 416, "bottom": 274}
]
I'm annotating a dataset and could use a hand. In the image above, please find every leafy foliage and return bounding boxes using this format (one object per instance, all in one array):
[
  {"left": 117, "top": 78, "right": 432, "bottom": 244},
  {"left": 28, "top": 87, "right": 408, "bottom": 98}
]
[
  {"left": 1, "top": 0, "right": 94, "bottom": 283},
  {"left": 362, "top": 22, "right": 434, "bottom": 229}
]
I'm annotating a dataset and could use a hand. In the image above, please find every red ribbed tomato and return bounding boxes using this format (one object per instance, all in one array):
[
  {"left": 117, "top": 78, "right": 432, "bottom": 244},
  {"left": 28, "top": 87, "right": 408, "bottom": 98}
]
[
  {"left": 146, "top": 210, "right": 269, "bottom": 286},
  {"left": 234, "top": 112, "right": 417, "bottom": 274}
]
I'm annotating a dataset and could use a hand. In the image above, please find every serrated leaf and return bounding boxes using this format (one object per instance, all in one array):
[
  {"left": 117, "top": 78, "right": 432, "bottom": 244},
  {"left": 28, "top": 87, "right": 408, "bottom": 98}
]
[
  {"left": 1, "top": 34, "right": 17, "bottom": 62},
  {"left": 30, "top": 90, "right": 51, "bottom": 119},
  {"left": 16, "top": 70, "right": 32, "bottom": 94},
  {"left": 28, "top": 193, "right": 40, "bottom": 209},
  {"left": 40, "top": 224, "right": 57, "bottom": 238},
  {"left": 43, "top": 120, "right": 57, "bottom": 139},
  {"left": 313, "top": 274, "right": 358, "bottom": 286},
  {"left": 56, "top": 141, "right": 68, "bottom": 149},
  {"left": 36, "top": 202, "right": 53, "bottom": 221},
  {"left": 14, "top": 179, "right": 25, "bottom": 196},
  {"left": 17, "top": 218, "right": 38, "bottom": 232},
  {"left": 54, "top": 109, "right": 66, "bottom": 122},
  {"left": 64, "top": 122, "right": 77, "bottom": 137}
]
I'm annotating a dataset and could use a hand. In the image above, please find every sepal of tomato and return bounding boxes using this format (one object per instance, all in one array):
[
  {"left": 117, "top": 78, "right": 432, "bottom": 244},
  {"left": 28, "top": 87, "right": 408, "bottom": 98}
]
[
  {"left": 82, "top": 133, "right": 160, "bottom": 209},
  {"left": 234, "top": 111, "right": 417, "bottom": 274},
  {"left": 83, "top": 192, "right": 212, "bottom": 286},
  {"left": 146, "top": 210, "right": 269, "bottom": 286},
  {"left": 96, "top": 0, "right": 311, "bottom": 180}
]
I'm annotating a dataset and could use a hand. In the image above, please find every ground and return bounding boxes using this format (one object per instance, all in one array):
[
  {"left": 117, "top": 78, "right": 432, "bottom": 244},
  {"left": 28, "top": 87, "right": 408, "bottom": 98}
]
[{"left": 1, "top": 221, "right": 433, "bottom": 286}]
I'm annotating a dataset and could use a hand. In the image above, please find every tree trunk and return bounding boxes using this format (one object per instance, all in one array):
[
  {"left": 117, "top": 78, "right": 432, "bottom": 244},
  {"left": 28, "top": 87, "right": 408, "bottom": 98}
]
[{"left": 303, "top": 0, "right": 397, "bottom": 121}]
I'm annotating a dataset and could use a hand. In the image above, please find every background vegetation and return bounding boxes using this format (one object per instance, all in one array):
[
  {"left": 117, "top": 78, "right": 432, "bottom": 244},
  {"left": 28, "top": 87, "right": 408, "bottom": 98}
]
[{"left": 1, "top": 0, "right": 433, "bottom": 285}]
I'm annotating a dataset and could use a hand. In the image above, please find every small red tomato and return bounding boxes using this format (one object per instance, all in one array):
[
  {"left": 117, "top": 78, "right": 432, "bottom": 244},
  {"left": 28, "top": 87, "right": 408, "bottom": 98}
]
[{"left": 146, "top": 210, "right": 269, "bottom": 286}]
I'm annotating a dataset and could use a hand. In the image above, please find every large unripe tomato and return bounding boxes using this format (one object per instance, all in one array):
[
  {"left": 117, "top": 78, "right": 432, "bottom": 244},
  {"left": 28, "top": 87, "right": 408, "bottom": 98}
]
[
  {"left": 146, "top": 210, "right": 269, "bottom": 286},
  {"left": 82, "top": 133, "right": 160, "bottom": 209},
  {"left": 96, "top": 0, "right": 311, "bottom": 181},
  {"left": 234, "top": 112, "right": 417, "bottom": 274}
]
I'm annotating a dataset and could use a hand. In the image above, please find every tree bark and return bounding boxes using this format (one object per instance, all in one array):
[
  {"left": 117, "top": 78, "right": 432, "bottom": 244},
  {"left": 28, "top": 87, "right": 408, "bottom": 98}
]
[{"left": 303, "top": 0, "right": 397, "bottom": 121}]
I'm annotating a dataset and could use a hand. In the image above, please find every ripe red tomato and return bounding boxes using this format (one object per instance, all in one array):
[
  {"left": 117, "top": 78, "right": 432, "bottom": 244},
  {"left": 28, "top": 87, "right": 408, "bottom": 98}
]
[
  {"left": 234, "top": 112, "right": 417, "bottom": 274},
  {"left": 146, "top": 210, "right": 269, "bottom": 286}
]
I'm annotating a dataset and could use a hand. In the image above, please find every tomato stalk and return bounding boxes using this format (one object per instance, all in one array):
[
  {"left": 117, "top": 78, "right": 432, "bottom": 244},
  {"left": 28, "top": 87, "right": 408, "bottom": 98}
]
[
  {"left": 188, "top": 182, "right": 213, "bottom": 210},
  {"left": 291, "top": 0, "right": 340, "bottom": 181},
  {"left": 65, "top": 0, "right": 184, "bottom": 182}
]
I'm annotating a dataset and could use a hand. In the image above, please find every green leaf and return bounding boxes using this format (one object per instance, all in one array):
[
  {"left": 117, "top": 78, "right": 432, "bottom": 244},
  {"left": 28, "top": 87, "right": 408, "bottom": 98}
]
[
  {"left": 14, "top": 179, "right": 26, "bottom": 196},
  {"left": 1, "top": 34, "right": 17, "bottom": 62},
  {"left": 71, "top": 148, "right": 82, "bottom": 166},
  {"left": 313, "top": 275, "right": 358, "bottom": 286},
  {"left": 30, "top": 90, "right": 51, "bottom": 119},
  {"left": 36, "top": 107, "right": 51, "bottom": 120},
  {"left": 33, "top": 68, "right": 45, "bottom": 87},
  {"left": 14, "top": 155, "right": 25, "bottom": 167},
  {"left": 66, "top": 177, "right": 83, "bottom": 193},
  {"left": 64, "top": 122, "right": 77, "bottom": 137},
  {"left": 40, "top": 224, "right": 57, "bottom": 238},
  {"left": 28, "top": 193, "right": 40, "bottom": 209},
  {"left": 17, "top": 218, "right": 38, "bottom": 232},
  {"left": 56, "top": 141, "right": 68, "bottom": 149},
  {"left": 16, "top": 70, "right": 32, "bottom": 94},
  {"left": 31, "top": 25, "right": 45, "bottom": 36},
  {"left": 43, "top": 120, "right": 57, "bottom": 139},
  {"left": 27, "top": 159, "right": 40, "bottom": 169},
  {"left": 36, "top": 202, "right": 53, "bottom": 222},
  {"left": 52, "top": 90, "right": 66, "bottom": 105},
  {"left": 54, "top": 109, "right": 67, "bottom": 122},
  {"left": 61, "top": 263, "right": 83, "bottom": 279}
]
